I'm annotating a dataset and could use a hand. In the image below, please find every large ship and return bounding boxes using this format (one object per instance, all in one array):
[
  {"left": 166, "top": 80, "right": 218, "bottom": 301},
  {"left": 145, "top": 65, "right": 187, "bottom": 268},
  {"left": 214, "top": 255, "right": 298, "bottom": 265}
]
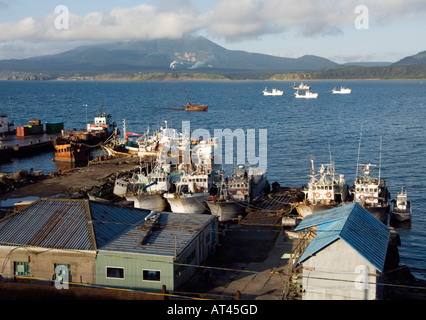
[
  {"left": 53, "top": 108, "right": 117, "bottom": 163},
  {"left": 296, "top": 157, "right": 349, "bottom": 218}
]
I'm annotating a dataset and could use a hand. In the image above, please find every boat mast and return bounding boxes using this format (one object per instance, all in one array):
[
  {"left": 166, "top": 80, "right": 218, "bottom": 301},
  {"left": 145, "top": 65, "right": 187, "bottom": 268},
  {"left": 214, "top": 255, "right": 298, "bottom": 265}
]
[
  {"left": 356, "top": 124, "right": 363, "bottom": 180},
  {"left": 378, "top": 135, "right": 382, "bottom": 183}
]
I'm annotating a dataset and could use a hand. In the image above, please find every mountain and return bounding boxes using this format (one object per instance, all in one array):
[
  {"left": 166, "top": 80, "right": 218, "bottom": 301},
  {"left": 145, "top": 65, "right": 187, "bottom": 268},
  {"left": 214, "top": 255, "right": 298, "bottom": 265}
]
[
  {"left": 0, "top": 36, "right": 337, "bottom": 79},
  {"left": 392, "top": 50, "right": 426, "bottom": 66}
]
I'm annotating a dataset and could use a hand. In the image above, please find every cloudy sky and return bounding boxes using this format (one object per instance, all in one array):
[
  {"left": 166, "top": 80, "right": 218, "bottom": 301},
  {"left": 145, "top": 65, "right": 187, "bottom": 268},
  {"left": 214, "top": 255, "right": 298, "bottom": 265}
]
[{"left": 0, "top": 0, "right": 425, "bottom": 63}]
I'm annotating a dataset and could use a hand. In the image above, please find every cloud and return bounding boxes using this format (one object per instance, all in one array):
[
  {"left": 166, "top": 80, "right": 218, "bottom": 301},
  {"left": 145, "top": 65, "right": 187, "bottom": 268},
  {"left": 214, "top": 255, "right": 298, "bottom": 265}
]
[{"left": 0, "top": 0, "right": 426, "bottom": 58}]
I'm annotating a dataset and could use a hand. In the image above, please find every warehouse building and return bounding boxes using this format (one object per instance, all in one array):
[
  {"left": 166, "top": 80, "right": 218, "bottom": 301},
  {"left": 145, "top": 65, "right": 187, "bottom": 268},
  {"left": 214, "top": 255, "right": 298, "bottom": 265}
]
[{"left": 0, "top": 199, "right": 218, "bottom": 293}]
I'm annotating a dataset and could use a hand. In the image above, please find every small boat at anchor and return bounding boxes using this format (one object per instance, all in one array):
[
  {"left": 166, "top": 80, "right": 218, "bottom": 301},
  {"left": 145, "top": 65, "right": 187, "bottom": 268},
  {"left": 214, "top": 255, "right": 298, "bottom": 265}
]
[
  {"left": 332, "top": 86, "right": 352, "bottom": 94},
  {"left": 263, "top": 87, "right": 284, "bottom": 96},
  {"left": 391, "top": 187, "right": 412, "bottom": 222},
  {"left": 295, "top": 90, "right": 318, "bottom": 99},
  {"left": 184, "top": 88, "right": 208, "bottom": 111},
  {"left": 292, "top": 82, "right": 311, "bottom": 90}
]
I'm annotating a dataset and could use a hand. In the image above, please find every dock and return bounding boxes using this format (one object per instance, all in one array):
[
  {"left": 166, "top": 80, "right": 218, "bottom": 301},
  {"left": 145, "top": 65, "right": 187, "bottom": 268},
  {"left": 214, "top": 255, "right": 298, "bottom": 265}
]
[
  {"left": 240, "top": 187, "right": 304, "bottom": 227},
  {"left": 0, "top": 133, "right": 59, "bottom": 162}
]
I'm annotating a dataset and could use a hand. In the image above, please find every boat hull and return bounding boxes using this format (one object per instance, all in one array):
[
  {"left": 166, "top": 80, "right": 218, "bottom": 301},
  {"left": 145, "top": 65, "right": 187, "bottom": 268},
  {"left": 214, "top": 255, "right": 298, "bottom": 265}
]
[
  {"left": 296, "top": 203, "right": 335, "bottom": 218},
  {"left": 391, "top": 211, "right": 411, "bottom": 222},
  {"left": 164, "top": 193, "right": 209, "bottom": 214},
  {"left": 206, "top": 199, "right": 246, "bottom": 222},
  {"left": 126, "top": 193, "right": 168, "bottom": 211}
]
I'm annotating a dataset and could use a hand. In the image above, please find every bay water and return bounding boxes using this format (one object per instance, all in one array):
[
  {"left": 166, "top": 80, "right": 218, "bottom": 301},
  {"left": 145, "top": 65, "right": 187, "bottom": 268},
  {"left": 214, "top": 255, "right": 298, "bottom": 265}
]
[{"left": 1, "top": 80, "right": 425, "bottom": 280}]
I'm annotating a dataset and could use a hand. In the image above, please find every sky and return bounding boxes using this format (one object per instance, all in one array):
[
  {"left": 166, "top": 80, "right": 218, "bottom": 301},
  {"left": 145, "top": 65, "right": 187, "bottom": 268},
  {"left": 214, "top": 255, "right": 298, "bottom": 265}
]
[{"left": 0, "top": 0, "right": 426, "bottom": 63}]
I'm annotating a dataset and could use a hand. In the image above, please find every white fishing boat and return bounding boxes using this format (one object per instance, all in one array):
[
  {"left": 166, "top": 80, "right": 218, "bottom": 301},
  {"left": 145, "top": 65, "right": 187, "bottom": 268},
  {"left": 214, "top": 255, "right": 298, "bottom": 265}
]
[
  {"left": 263, "top": 87, "right": 284, "bottom": 96},
  {"left": 391, "top": 187, "right": 412, "bottom": 222},
  {"left": 296, "top": 157, "right": 349, "bottom": 218},
  {"left": 350, "top": 163, "right": 390, "bottom": 224},
  {"left": 332, "top": 86, "right": 352, "bottom": 94},
  {"left": 295, "top": 90, "right": 318, "bottom": 99},
  {"left": 163, "top": 170, "right": 212, "bottom": 214},
  {"left": 292, "top": 82, "right": 311, "bottom": 90}
]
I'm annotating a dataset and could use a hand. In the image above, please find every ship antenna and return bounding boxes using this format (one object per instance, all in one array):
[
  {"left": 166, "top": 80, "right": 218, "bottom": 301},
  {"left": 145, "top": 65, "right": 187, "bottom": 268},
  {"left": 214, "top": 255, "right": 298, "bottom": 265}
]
[
  {"left": 356, "top": 124, "right": 363, "bottom": 179},
  {"left": 379, "top": 135, "right": 382, "bottom": 182}
]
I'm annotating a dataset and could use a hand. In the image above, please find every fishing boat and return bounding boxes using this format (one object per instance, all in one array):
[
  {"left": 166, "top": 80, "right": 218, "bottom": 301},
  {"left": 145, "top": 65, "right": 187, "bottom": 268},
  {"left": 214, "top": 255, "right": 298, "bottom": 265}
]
[
  {"left": 184, "top": 88, "right": 208, "bottom": 112},
  {"left": 292, "top": 82, "right": 311, "bottom": 90},
  {"left": 124, "top": 168, "right": 171, "bottom": 211},
  {"left": 119, "top": 120, "right": 159, "bottom": 156},
  {"left": 350, "top": 163, "right": 390, "bottom": 224},
  {"left": 263, "top": 87, "right": 284, "bottom": 96},
  {"left": 296, "top": 157, "right": 349, "bottom": 218},
  {"left": 295, "top": 90, "right": 318, "bottom": 99},
  {"left": 206, "top": 164, "right": 268, "bottom": 222},
  {"left": 163, "top": 170, "right": 212, "bottom": 214},
  {"left": 0, "top": 114, "right": 15, "bottom": 136},
  {"left": 185, "top": 103, "right": 208, "bottom": 112},
  {"left": 391, "top": 187, "right": 412, "bottom": 222},
  {"left": 332, "top": 86, "right": 352, "bottom": 94}
]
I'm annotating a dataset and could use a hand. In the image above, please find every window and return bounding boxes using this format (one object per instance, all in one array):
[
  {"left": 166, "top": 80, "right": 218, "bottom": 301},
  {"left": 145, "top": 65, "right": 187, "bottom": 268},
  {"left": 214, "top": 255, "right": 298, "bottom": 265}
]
[
  {"left": 142, "top": 270, "right": 161, "bottom": 282},
  {"left": 106, "top": 267, "right": 124, "bottom": 279},
  {"left": 14, "top": 262, "right": 30, "bottom": 276}
]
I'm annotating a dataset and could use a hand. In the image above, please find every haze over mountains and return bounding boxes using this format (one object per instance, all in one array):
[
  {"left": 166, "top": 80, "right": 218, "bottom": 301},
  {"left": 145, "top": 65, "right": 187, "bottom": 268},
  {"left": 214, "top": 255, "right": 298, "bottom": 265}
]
[{"left": 0, "top": 37, "right": 425, "bottom": 80}]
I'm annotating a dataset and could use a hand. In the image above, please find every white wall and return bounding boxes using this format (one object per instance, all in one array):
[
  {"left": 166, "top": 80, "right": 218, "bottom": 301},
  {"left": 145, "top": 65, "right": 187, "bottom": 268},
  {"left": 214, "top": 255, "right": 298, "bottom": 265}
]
[{"left": 301, "top": 239, "right": 380, "bottom": 300}]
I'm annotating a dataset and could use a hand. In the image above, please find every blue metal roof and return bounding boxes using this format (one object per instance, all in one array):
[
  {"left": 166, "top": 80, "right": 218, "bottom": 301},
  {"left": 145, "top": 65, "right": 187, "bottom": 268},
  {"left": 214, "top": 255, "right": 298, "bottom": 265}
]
[{"left": 295, "top": 203, "right": 390, "bottom": 272}]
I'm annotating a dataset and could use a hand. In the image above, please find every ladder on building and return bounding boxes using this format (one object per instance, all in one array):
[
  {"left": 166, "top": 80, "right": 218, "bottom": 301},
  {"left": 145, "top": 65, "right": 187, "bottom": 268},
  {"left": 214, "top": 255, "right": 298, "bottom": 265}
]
[{"left": 282, "top": 229, "right": 314, "bottom": 300}]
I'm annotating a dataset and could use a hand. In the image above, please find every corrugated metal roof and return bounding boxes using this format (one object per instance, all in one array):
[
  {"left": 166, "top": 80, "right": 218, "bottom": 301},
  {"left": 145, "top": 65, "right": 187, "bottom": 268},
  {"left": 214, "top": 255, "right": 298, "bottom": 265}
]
[
  {"left": 0, "top": 199, "right": 93, "bottom": 250},
  {"left": 0, "top": 198, "right": 215, "bottom": 257},
  {"left": 295, "top": 203, "right": 390, "bottom": 272},
  {"left": 100, "top": 212, "right": 216, "bottom": 257}
]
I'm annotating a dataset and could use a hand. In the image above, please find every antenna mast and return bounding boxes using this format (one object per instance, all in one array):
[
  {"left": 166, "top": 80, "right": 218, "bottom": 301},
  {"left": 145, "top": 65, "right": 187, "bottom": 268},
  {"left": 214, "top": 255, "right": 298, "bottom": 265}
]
[
  {"left": 379, "top": 135, "right": 382, "bottom": 182},
  {"left": 356, "top": 124, "right": 363, "bottom": 179}
]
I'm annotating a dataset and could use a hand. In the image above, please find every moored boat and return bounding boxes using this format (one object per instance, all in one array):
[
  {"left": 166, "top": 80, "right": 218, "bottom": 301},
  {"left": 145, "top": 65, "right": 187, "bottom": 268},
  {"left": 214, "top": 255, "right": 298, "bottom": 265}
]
[
  {"left": 350, "top": 163, "right": 390, "bottom": 224},
  {"left": 296, "top": 157, "right": 349, "bottom": 218},
  {"left": 0, "top": 114, "right": 15, "bottom": 136},
  {"left": 53, "top": 108, "right": 117, "bottom": 163},
  {"left": 206, "top": 164, "right": 268, "bottom": 222},
  {"left": 163, "top": 170, "right": 212, "bottom": 214},
  {"left": 391, "top": 186, "right": 412, "bottom": 222}
]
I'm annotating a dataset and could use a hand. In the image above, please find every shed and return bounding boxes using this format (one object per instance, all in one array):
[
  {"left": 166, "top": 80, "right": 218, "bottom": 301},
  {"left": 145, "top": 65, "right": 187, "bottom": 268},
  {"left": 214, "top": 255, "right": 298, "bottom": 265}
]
[
  {"left": 294, "top": 203, "right": 390, "bottom": 300},
  {"left": 0, "top": 199, "right": 218, "bottom": 293}
]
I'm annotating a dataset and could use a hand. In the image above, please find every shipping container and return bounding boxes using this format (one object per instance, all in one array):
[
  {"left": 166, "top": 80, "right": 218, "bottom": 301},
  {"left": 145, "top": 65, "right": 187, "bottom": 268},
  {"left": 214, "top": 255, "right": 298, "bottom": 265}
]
[
  {"left": 16, "top": 126, "right": 30, "bottom": 137},
  {"left": 46, "top": 122, "right": 64, "bottom": 134}
]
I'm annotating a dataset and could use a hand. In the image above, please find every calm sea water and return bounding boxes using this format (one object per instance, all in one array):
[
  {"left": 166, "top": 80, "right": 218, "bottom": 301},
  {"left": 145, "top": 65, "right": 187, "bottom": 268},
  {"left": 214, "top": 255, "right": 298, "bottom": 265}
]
[{"left": 1, "top": 80, "right": 425, "bottom": 280}]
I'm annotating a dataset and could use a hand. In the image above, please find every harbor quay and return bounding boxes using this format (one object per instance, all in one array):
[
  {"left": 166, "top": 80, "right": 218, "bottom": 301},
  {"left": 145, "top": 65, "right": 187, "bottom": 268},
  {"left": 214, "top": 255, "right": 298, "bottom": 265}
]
[{"left": 1, "top": 152, "right": 426, "bottom": 300}]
